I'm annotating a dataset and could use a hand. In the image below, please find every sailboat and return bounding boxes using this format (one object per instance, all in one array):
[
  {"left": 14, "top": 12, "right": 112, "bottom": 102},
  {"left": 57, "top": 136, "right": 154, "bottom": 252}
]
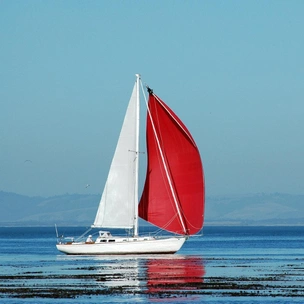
[{"left": 56, "top": 74, "right": 204, "bottom": 255}]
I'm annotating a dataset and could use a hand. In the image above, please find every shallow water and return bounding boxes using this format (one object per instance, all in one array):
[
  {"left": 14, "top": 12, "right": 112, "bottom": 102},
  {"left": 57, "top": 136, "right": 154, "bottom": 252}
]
[{"left": 0, "top": 226, "right": 304, "bottom": 303}]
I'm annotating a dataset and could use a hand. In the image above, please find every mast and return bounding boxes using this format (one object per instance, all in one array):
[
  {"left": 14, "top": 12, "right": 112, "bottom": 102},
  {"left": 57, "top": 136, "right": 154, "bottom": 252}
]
[{"left": 133, "top": 74, "right": 140, "bottom": 236}]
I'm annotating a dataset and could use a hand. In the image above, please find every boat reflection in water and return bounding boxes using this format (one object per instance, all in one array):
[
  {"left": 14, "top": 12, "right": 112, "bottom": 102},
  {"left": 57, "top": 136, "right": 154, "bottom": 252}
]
[
  {"left": 57, "top": 254, "right": 205, "bottom": 297},
  {"left": 146, "top": 255, "right": 205, "bottom": 293}
]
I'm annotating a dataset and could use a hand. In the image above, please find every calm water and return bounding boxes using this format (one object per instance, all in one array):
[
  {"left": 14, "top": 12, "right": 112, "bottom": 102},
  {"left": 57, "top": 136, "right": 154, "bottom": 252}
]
[{"left": 0, "top": 226, "right": 304, "bottom": 303}]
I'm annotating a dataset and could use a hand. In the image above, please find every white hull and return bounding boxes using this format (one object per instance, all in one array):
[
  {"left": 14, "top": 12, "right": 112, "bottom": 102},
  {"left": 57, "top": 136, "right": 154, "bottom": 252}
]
[{"left": 56, "top": 236, "right": 186, "bottom": 255}]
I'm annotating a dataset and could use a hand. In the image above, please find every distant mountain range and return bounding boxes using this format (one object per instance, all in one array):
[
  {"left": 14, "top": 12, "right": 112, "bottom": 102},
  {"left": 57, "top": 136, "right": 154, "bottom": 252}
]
[
  {"left": 0, "top": 191, "right": 303, "bottom": 226},
  {"left": 206, "top": 193, "right": 304, "bottom": 226}
]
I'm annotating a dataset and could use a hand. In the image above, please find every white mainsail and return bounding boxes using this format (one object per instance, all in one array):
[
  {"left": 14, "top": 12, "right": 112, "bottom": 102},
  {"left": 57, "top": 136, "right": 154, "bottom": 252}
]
[{"left": 92, "top": 81, "right": 138, "bottom": 229}]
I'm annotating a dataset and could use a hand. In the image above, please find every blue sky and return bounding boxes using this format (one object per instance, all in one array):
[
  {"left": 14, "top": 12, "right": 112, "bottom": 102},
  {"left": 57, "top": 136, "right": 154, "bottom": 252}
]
[{"left": 0, "top": 1, "right": 303, "bottom": 197}]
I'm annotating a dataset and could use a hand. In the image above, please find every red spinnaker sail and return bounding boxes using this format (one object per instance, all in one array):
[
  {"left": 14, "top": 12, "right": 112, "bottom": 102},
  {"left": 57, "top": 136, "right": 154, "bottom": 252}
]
[{"left": 138, "top": 92, "right": 204, "bottom": 235}]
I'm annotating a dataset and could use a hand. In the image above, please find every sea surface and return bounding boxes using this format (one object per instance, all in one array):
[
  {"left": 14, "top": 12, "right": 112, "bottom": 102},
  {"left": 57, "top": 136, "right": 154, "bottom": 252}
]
[{"left": 0, "top": 226, "right": 303, "bottom": 303}]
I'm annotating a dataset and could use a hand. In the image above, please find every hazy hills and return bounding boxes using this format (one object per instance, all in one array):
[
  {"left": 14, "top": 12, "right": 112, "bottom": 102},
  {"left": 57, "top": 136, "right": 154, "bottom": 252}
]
[
  {"left": 206, "top": 193, "right": 304, "bottom": 226},
  {"left": 0, "top": 191, "right": 303, "bottom": 226},
  {"left": 0, "top": 191, "right": 99, "bottom": 226}
]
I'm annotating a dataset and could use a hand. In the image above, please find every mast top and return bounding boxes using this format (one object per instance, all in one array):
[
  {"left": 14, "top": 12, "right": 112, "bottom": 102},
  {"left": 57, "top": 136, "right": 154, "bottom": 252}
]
[{"left": 146, "top": 85, "right": 153, "bottom": 95}]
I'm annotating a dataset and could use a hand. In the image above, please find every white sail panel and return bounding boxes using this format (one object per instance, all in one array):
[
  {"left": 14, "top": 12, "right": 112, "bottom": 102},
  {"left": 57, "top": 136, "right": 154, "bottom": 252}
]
[{"left": 93, "top": 83, "right": 138, "bottom": 228}]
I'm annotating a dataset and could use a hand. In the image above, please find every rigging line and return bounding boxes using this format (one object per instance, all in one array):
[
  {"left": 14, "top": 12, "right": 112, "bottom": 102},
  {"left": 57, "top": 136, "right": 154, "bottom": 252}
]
[
  {"left": 179, "top": 197, "right": 205, "bottom": 230},
  {"left": 75, "top": 227, "right": 92, "bottom": 242},
  {"left": 140, "top": 80, "right": 148, "bottom": 103},
  {"left": 144, "top": 90, "right": 187, "bottom": 235},
  {"left": 182, "top": 213, "right": 203, "bottom": 230},
  {"left": 159, "top": 214, "right": 177, "bottom": 231},
  {"left": 159, "top": 213, "right": 185, "bottom": 235},
  {"left": 151, "top": 214, "right": 184, "bottom": 236}
]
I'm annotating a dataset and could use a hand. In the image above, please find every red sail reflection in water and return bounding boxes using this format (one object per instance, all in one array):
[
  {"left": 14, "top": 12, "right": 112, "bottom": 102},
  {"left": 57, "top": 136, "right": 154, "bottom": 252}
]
[{"left": 146, "top": 256, "right": 205, "bottom": 293}]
